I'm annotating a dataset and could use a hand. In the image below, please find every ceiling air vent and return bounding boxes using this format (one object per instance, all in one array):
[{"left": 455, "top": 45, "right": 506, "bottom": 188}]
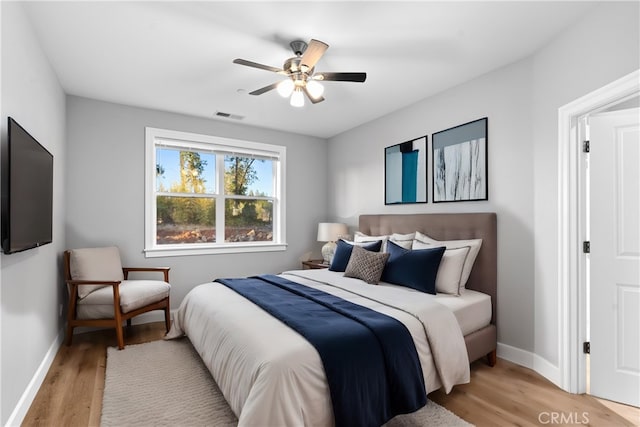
[{"left": 214, "top": 111, "right": 244, "bottom": 120}]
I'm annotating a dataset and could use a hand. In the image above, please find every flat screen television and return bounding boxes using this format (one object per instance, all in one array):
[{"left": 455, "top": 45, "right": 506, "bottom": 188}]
[{"left": 2, "top": 117, "right": 54, "bottom": 254}]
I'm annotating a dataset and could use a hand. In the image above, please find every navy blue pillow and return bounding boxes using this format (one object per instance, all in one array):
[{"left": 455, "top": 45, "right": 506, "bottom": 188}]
[
  {"left": 329, "top": 239, "right": 383, "bottom": 272},
  {"left": 381, "top": 240, "right": 446, "bottom": 294}
]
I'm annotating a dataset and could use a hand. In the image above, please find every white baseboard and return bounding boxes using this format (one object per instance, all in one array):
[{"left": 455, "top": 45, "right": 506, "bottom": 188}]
[
  {"left": 533, "top": 353, "right": 561, "bottom": 387},
  {"left": 497, "top": 342, "right": 561, "bottom": 388},
  {"left": 5, "top": 329, "right": 64, "bottom": 427},
  {"left": 497, "top": 341, "right": 534, "bottom": 367},
  {"left": 6, "top": 311, "right": 178, "bottom": 426}
]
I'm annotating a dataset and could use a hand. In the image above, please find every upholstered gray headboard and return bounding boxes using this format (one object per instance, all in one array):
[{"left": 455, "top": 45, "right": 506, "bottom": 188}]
[{"left": 359, "top": 213, "right": 497, "bottom": 324}]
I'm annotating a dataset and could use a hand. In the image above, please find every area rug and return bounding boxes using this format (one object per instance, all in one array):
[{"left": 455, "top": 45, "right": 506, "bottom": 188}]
[{"left": 102, "top": 338, "right": 473, "bottom": 426}]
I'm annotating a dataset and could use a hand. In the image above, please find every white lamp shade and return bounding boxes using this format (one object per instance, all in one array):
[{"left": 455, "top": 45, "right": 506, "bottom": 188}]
[
  {"left": 317, "top": 222, "right": 348, "bottom": 242},
  {"left": 277, "top": 79, "right": 294, "bottom": 97},
  {"left": 290, "top": 88, "right": 305, "bottom": 107},
  {"left": 306, "top": 80, "right": 325, "bottom": 99}
]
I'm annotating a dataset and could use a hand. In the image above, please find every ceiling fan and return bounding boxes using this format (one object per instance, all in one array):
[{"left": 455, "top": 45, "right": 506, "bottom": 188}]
[{"left": 233, "top": 39, "right": 367, "bottom": 107}]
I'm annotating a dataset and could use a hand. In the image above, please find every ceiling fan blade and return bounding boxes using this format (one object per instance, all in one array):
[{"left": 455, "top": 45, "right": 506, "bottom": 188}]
[
  {"left": 303, "top": 86, "right": 325, "bottom": 104},
  {"left": 233, "top": 59, "right": 285, "bottom": 74},
  {"left": 249, "top": 82, "right": 279, "bottom": 96},
  {"left": 314, "top": 72, "right": 367, "bottom": 83},
  {"left": 300, "top": 39, "right": 329, "bottom": 71}
]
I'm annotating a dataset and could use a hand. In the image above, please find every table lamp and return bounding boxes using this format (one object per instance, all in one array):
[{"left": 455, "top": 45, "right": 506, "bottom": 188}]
[{"left": 317, "top": 222, "right": 348, "bottom": 264}]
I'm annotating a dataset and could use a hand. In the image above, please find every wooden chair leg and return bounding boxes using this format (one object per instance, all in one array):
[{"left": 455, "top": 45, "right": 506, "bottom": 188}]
[
  {"left": 114, "top": 320, "right": 125, "bottom": 350},
  {"left": 65, "top": 323, "right": 74, "bottom": 346},
  {"left": 487, "top": 349, "right": 497, "bottom": 367},
  {"left": 66, "top": 286, "right": 78, "bottom": 347},
  {"left": 164, "top": 303, "right": 171, "bottom": 333},
  {"left": 112, "top": 285, "right": 125, "bottom": 350}
]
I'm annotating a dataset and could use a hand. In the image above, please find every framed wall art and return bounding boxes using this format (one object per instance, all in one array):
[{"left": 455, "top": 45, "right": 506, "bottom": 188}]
[
  {"left": 432, "top": 117, "right": 488, "bottom": 202},
  {"left": 385, "top": 135, "right": 427, "bottom": 205}
]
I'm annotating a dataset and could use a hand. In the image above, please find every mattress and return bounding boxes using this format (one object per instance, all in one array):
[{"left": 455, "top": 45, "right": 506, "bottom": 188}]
[{"left": 434, "top": 288, "right": 492, "bottom": 336}]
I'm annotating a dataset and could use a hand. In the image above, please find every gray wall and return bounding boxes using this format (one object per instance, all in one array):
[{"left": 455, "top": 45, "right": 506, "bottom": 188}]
[
  {"left": 2, "top": 1, "right": 638, "bottom": 423},
  {"left": 326, "top": 1, "right": 640, "bottom": 374},
  {"left": 65, "top": 96, "right": 328, "bottom": 306},
  {"left": 0, "top": 3, "right": 67, "bottom": 424},
  {"left": 327, "top": 57, "right": 536, "bottom": 352},
  {"left": 530, "top": 1, "right": 640, "bottom": 366}
]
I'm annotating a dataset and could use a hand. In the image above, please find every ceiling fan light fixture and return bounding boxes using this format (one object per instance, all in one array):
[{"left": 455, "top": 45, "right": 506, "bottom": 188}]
[
  {"left": 277, "top": 79, "right": 294, "bottom": 97},
  {"left": 233, "top": 38, "right": 366, "bottom": 107},
  {"left": 306, "top": 80, "right": 325, "bottom": 100},
  {"left": 290, "top": 88, "right": 305, "bottom": 107}
]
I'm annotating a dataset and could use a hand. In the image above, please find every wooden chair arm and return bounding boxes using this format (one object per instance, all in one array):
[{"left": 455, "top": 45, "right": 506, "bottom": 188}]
[
  {"left": 122, "top": 267, "right": 170, "bottom": 282},
  {"left": 66, "top": 280, "right": 121, "bottom": 287}
]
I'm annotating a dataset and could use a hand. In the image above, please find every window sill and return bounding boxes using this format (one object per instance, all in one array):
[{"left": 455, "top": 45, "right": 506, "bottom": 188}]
[{"left": 144, "top": 242, "right": 288, "bottom": 258}]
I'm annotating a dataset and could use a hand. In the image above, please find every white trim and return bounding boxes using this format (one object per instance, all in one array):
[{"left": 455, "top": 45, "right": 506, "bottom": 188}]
[
  {"left": 149, "top": 127, "right": 284, "bottom": 158},
  {"left": 497, "top": 342, "right": 534, "bottom": 368},
  {"left": 534, "top": 353, "right": 562, "bottom": 387},
  {"left": 144, "top": 242, "right": 288, "bottom": 258},
  {"left": 557, "top": 69, "right": 639, "bottom": 394},
  {"left": 5, "top": 329, "right": 64, "bottom": 427},
  {"left": 497, "top": 342, "right": 561, "bottom": 387}
]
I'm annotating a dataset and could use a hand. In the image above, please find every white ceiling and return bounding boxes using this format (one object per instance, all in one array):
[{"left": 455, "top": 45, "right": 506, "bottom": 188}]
[{"left": 23, "top": 1, "right": 597, "bottom": 139}]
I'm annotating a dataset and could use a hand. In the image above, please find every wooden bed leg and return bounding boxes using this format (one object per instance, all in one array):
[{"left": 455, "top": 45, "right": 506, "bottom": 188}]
[{"left": 487, "top": 349, "right": 497, "bottom": 367}]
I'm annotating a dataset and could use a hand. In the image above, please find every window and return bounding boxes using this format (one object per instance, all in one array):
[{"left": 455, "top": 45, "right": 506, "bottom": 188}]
[{"left": 145, "top": 127, "right": 286, "bottom": 257}]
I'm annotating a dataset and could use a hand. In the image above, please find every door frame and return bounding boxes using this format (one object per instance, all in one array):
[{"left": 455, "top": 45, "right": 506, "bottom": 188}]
[{"left": 558, "top": 69, "right": 639, "bottom": 394}]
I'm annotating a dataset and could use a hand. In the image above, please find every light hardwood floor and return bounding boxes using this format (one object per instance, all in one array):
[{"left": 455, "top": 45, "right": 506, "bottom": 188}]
[{"left": 23, "top": 322, "right": 639, "bottom": 427}]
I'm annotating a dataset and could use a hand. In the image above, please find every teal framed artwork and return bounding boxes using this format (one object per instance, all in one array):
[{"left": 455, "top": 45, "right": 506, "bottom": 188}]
[{"left": 384, "top": 135, "right": 427, "bottom": 205}]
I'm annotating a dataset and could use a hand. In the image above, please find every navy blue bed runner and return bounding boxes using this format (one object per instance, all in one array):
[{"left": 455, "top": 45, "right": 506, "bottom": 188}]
[{"left": 216, "top": 274, "right": 426, "bottom": 427}]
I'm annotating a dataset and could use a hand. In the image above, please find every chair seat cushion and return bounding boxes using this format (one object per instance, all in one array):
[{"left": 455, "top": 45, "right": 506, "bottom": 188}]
[{"left": 77, "top": 280, "right": 170, "bottom": 317}]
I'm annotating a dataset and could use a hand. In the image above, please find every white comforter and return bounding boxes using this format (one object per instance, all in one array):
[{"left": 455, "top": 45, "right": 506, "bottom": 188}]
[{"left": 167, "top": 269, "right": 470, "bottom": 426}]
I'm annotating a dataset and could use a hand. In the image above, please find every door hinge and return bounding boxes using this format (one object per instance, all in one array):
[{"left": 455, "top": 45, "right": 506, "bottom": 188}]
[
  {"left": 583, "top": 342, "right": 590, "bottom": 354},
  {"left": 583, "top": 241, "right": 590, "bottom": 253},
  {"left": 583, "top": 140, "right": 590, "bottom": 153}
]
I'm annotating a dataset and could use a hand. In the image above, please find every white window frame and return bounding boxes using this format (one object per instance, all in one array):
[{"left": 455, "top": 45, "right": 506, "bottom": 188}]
[{"left": 144, "top": 127, "right": 287, "bottom": 257}]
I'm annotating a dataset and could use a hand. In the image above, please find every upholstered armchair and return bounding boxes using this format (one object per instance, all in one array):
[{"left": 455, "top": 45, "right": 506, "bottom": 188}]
[{"left": 63, "top": 247, "right": 171, "bottom": 349}]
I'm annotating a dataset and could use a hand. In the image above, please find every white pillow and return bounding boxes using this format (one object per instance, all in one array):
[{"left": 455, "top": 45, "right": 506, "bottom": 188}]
[
  {"left": 391, "top": 232, "right": 415, "bottom": 240},
  {"left": 70, "top": 247, "right": 124, "bottom": 299},
  {"left": 414, "top": 231, "right": 482, "bottom": 290},
  {"left": 388, "top": 232, "right": 415, "bottom": 250},
  {"left": 412, "top": 241, "right": 469, "bottom": 295},
  {"left": 354, "top": 231, "right": 389, "bottom": 252}
]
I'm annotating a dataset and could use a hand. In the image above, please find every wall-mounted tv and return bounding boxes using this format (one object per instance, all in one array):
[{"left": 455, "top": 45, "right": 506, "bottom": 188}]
[{"left": 2, "top": 117, "right": 54, "bottom": 254}]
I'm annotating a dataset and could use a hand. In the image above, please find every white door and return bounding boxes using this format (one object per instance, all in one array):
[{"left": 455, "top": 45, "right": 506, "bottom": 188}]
[{"left": 589, "top": 108, "right": 640, "bottom": 407}]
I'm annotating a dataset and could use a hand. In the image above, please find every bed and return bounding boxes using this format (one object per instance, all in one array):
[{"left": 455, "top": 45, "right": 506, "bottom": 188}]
[
  {"left": 358, "top": 213, "right": 497, "bottom": 366},
  {"left": 167, "top": 212, "right": 497, "bottom": 426}
]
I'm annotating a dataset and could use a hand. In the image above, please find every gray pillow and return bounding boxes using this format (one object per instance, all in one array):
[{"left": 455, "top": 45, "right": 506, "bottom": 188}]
[{"left": 344, "top": 245, "right": 390, "bottom": 284}]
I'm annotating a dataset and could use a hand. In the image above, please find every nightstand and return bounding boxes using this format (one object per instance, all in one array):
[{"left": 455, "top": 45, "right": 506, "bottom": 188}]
[{"left": 302, "top": 259, "right": 330, "bottom": 270}]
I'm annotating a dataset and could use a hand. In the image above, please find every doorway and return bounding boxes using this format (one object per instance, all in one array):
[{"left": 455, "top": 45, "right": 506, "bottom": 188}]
[
  {"left": 586, "top": 107, "right": 639, "bottom": 407},
  {"left": 558, "top": 70, "right": 639, "bottom": 401}
]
